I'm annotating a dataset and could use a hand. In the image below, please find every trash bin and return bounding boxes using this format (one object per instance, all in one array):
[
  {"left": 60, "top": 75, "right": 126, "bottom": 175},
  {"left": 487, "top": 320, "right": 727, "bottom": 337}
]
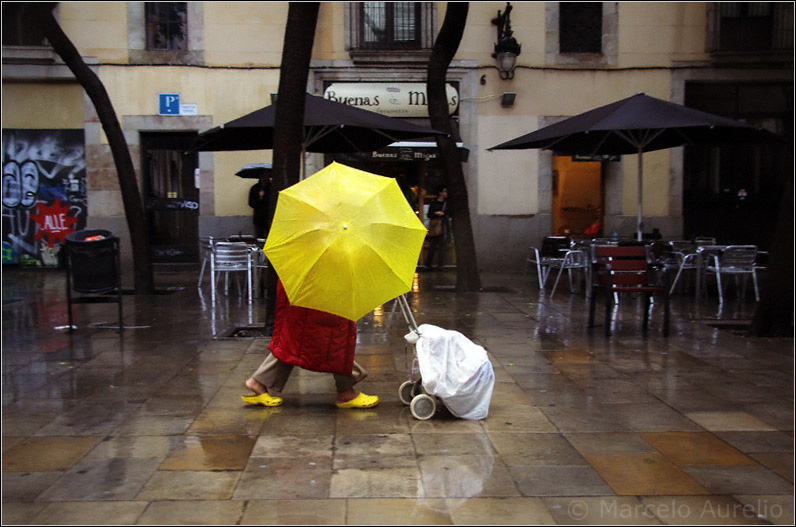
[{"left": 64, "top": 229, "right": 123, "bottom": 332}]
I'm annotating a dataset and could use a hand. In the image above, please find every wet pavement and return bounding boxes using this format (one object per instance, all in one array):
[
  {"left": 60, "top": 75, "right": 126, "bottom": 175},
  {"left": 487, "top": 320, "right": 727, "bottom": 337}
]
[{"left": 2, "top": 265, "right": 793, "bottom": 525}]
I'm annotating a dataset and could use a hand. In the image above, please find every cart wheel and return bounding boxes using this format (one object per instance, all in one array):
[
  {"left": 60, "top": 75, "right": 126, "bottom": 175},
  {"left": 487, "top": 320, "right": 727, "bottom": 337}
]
[
  {"left": 410, "top": 394, "right": 436, "bottom": 420},
  {"left": 411, "top": 379, "right": 425, "bottom": 397},
  {"left": 399, "top": 381, "right": 414, "bottom": 405}
]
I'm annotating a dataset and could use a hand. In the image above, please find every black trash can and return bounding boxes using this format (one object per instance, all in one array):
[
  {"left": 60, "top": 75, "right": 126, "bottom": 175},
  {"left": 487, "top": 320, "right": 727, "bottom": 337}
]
[{"left": 64, "top": 229, "right": 123, "bottom": 331}]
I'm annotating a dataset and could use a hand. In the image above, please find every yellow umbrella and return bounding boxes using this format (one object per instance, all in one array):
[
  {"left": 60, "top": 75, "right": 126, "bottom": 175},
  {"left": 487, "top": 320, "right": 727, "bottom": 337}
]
[{"left": 263, "top": 162, "right": 428, "bottom": 321}]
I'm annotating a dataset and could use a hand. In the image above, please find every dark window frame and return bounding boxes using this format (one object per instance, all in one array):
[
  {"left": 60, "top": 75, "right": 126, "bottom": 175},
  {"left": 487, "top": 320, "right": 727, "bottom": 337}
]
[
  {"left": 145, "top": 2, "right": 188, "bottom": 51},
  {"left": 718, "top": 2, "right": 774, "bottom": 51},
  {"left": 558, "top": 2, "right": 603, "bottom": 54},
  {"left": 2, "top": 3, "right": 48, "bottom": 47},
  {"left": 358, "top": 2, "right": 422, "bottom": 50}
]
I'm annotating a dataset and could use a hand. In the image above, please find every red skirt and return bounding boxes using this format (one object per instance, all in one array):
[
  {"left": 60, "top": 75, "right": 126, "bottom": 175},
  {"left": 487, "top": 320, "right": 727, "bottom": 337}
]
[{"left": 269, "top": 280, "right": 356, "bottom": 376}]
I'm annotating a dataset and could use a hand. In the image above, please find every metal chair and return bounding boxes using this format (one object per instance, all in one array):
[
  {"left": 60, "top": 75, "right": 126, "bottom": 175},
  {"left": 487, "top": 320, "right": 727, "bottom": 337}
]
[
  {"left": 694, "top": 236, "right": 717, "bottom": 246},
  {"left": 548, "top": 247, "right": 590, "bottom": 297},
  {"left": 588, "top": 244, "right": 671, "bottom": 337},
  {"left": 211, "top": 241, "right": 253, "bottom": 303},
  {"left": 667, "top": 240, "right": 699, "bottom": 294},
  {"left": 197, "top": 235, "right": 215, "bottom": 287},
  {"left": 524, "top": 236, "right": 571, "bottom": 290},
  {"left": 253, "top": 238, "right": 269, "bottom": 298},
  {"left": 704, "top": 245, "right": 760, "bottom": 304}
]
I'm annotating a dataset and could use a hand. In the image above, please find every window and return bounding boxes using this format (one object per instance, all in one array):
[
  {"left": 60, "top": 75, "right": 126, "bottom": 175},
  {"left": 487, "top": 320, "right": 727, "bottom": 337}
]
[
  {"left": 146, "top": 2, "right": 187, "bottom": 51},
  {"left": 346, "top": 2, "right": 434, "bottom": 58},
  {"left": 559, "top": 2, "right": 602, "bottom": 54},
  {"left": 360, "top": 2, "right": 421, "bottom": 49},
  {"left": 2, "top": 3, "right": 47, "bottom": 46},
  {"left": 718, "top": 2, "right": 773, "bottom": 51}
]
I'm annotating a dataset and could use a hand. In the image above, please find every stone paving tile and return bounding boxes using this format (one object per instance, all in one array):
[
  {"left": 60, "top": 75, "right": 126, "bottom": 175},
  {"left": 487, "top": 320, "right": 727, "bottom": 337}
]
[
  {"left": 137, "top": 470, "right": 241, "bottom": 501},
  {"left": 346, "top": 498, "right": 451, "bottom": 524},
  {"left": 583, "top": 452, "right": 709, "bottom": 496},
  {"left": 639, "top": 431, "right": 758, "bottom": 466},
  {"left": 508, "top": 465, "right": 616, "bottom": 497},
  {"left": 542, "top": 496, "right": 664, "bottom": 525},
  {"left": 685, "top": 411, "right": 779, "bottom": 432},
  {"left": 36, "top": 458, "right": 162, "bottom": 501},
  {"left": 639, "top": 496, "right": 769, "bottom": 525},
  {"left": 734, "top": 495, "right": 795, "bottom": 525},
  {"left": 241, "top": 499, "right": 346, "bottom": 525},
  {"left": 682, "top": 465, "right": 793, "bottom": 495},
  {"left": 234, "top": 456, "right": 333, "bottom": 500},
  {"left": 419, "top": 455, "right": 520, "bottom": 498},
  {"left": 447, "top": 497, "right": 556, "bottom": 525},
  {"left": 136, "top": 500, "right": 245, "bottom": 525},
  {"left": 29, "top": 501, "right": 149, "bottom": 525},
  {"left": 2, "top": 436, "right": 102, "bottom": 472}
]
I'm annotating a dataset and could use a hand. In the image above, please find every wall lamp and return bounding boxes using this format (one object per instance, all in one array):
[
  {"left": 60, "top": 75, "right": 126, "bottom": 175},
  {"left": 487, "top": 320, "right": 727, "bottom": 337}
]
[{"left": 491, "top": 2, "right": 521, "bottom": 80}]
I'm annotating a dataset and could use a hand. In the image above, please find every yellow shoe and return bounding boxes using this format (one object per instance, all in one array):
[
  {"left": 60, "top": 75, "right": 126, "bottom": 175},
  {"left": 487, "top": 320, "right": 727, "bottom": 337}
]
[
  {"left": 335, "top": 392, "right": 379, "bottom": 409},
  {"left": 241, "top": 392, "right": 283, "bottom": 407}
]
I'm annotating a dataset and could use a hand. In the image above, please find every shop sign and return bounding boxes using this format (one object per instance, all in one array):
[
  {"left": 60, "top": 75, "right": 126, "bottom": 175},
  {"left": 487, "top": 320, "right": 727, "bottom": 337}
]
[{"left": 323, "top": 83, "right": 458, "bottom": 118}]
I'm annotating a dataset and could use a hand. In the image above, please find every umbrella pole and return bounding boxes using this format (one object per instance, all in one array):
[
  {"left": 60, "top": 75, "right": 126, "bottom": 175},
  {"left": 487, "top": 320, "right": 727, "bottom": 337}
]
[{"left": 637, "top": 148, "right": 644, "bottom": 242}]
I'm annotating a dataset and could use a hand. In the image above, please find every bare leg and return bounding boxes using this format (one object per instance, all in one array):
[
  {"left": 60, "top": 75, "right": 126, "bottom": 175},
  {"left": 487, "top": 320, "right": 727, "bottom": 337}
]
[{"left": 245, "top": 377, "right": 267, "bottom": 395}]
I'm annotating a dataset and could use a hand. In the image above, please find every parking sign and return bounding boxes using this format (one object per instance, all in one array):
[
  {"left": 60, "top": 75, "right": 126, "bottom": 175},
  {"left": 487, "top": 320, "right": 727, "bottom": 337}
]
[{"left": 159, "top": 93, "right": 180, "bottom": 115}]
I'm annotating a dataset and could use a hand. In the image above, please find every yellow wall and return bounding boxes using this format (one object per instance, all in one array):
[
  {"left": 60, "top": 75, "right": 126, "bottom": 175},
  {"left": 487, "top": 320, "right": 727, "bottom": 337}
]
[
  {"left": 59, "top": 2, "right": 129, "bottom": 63},
  {"left": 314, "top": 3, "right": 347, "bottom": 61},
  {"left": 1, "top": 83, "right": 84, "bottom": 129},
  {"left": 204, "top": 2, "right": 287, "bottom": 66},
  {"left": 618, "top": 3, "right": 710, "bottom": 65}
]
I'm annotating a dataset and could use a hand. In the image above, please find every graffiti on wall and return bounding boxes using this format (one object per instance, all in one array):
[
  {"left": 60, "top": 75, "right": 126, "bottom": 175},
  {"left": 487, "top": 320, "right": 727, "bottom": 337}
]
[{"left": 2, "top": 129, "right": 87, "bottom": 266}]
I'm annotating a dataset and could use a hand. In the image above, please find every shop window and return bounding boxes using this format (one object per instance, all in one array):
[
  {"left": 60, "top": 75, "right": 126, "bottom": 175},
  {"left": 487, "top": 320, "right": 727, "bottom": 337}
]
[
  {"left": 2, "top": 3, "right": 48, "bottom": 46},
  {"left": 559, "top": 2, "right": 602, "bottom": 54},
  {"left": 146, "top": 2, "right": 187, "bottom": 51}
]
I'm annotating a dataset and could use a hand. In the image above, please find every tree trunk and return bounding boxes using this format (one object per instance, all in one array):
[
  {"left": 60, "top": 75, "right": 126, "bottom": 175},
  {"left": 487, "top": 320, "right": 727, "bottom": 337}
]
[
  {"left": 427, "top": 3, "right": 481, "bottom": 292},
  {"left": 750, "top": 88, "right": 794, "bottom": 337},
  {"left": 264, "top": 2, "right": 320, "bottom": 334},
  {"left": 27, "top": 3, "right": 154, "bottom": 294}
]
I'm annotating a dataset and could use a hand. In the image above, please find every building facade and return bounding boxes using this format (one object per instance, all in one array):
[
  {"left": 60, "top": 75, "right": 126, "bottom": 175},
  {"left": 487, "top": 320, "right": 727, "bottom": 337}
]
[{"left": 2, "top": 2, "right": 792, "bottom": 271}]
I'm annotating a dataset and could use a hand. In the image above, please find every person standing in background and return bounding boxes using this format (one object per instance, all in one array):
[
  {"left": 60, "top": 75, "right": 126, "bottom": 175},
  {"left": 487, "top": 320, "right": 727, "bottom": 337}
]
[
  {"left": 424, "top": 185, "right": 449, "bottom": 271},
  {"left": 249, "top": 167, "right": 273, "bottom": 239}
]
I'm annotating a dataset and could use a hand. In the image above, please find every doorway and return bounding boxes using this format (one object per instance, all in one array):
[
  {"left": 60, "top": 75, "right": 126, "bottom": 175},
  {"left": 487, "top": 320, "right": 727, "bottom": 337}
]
[
  {"left": 552, "top": 155, "right": 603, "bottom": 236},
  {"left": 683, "top": 81, "right": 790, "bottom": 250},
  {"left": 141, "top": 132, "right": 199, "bottom": 263}
]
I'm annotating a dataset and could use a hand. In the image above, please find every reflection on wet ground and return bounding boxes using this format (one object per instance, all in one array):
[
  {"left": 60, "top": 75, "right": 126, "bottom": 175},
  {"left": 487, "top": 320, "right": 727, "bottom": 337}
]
[{"left": 2, "top": 266, "right": 793, "bottom": 525}]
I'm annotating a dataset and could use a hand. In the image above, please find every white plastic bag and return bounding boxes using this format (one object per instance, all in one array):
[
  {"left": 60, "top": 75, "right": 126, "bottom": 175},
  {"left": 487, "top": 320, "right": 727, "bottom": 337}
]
[{"left": 414, "top": 324, "right": 495, "bottom": 420}]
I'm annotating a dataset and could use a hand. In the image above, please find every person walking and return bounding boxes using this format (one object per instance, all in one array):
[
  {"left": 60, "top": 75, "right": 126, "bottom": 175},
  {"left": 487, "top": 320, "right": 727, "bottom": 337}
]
[
  {"left": 241, "top": 279, "right": 379, "bottom": 409},
  {"left": 424, "top": 185, "right": 449, "bottom": 271}
]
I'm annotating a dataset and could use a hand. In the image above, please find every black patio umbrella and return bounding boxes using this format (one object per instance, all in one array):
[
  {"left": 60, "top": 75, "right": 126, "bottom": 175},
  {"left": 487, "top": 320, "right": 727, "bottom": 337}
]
[
  {"left": 190, "top": 93, "right": 445, "bottom": 154},
  {"left": 488, "top": 93, "right": 779, "bottom": 241}
]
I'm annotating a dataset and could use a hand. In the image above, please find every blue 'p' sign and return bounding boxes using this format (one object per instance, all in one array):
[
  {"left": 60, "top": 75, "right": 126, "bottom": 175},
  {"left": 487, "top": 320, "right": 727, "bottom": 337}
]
[{"left": 159, "top": 93, "right": 181, "bottom": 115}]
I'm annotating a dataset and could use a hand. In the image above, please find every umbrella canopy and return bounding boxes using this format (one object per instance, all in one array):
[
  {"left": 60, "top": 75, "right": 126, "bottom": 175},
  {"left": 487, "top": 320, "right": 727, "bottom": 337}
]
[
  {"left": 263, "top": 161, "right": 427, "bottom": 321},
  {"left": 488, "top": 93, "right": 779, "bottom": 240},
  {"left": 191, "top": 93, "right": 445, "bottom": 154},
  {"left": 235, "top": 163, "right": 272, "bottom": 179}
]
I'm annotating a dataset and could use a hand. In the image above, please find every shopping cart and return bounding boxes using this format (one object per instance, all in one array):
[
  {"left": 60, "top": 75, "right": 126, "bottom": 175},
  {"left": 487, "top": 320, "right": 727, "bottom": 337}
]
[{"left": 395, "top": 295, "right": 495, "bottom": 421}]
